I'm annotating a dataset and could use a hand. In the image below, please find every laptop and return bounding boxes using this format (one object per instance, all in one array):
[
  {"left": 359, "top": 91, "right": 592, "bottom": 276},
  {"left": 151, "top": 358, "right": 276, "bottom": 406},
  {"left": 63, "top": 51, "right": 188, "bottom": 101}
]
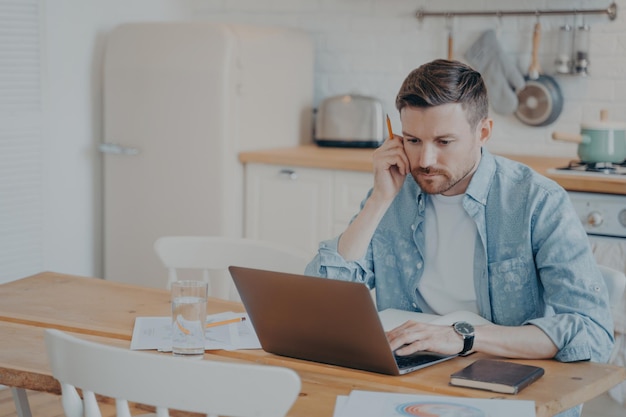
[{"left": 228, "top": 266, "right": 457, "bottom": 375}]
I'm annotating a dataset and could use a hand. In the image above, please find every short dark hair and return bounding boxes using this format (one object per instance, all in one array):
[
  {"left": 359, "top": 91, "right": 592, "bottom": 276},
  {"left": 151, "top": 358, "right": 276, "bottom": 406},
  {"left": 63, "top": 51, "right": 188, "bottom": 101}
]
[{"left": 395, "top": 59, "right": 488, "bottom": 129}]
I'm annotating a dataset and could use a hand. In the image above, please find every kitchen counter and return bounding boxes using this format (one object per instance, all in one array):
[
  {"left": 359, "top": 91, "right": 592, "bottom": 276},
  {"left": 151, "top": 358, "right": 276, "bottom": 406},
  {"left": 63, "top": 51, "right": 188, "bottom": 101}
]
[{"left": 239, "top": 145, "right": 626, "bottom": 195}]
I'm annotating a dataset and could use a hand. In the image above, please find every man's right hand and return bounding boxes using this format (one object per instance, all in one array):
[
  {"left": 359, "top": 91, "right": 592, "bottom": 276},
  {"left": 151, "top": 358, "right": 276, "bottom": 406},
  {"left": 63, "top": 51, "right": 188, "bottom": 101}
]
[
  {"left": 371, "top": 134, "right": 410, "bottom": 203},
  {"left": 337, "top": 135, "right": 409, "bottom": 261}
]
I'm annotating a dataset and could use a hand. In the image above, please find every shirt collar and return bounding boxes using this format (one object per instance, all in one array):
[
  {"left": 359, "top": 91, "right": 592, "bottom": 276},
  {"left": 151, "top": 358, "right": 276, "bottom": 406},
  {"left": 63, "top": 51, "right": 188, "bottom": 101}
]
[{"left": 465, "top": 148, "right": 495, "bottom": 206}]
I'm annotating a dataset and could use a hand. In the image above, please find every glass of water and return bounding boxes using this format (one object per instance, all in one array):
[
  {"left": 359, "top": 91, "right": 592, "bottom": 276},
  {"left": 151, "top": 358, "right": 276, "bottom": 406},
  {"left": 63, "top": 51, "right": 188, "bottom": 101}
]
[{"left": 171, "top": 280, "right": 208, "bottom": 358}]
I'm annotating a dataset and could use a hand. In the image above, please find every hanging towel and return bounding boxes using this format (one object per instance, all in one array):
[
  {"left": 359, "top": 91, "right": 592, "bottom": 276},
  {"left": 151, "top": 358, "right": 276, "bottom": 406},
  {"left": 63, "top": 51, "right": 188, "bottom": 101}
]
[{"left": 464, "top": 30, "right": 526, "bottom": 116}]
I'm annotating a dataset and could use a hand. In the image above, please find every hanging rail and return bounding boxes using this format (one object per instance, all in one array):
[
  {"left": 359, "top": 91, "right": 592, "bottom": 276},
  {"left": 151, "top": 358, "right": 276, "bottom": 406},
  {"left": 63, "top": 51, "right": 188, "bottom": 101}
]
[{"left": 416, "top": 1, "right": 617, "bottom": 21}]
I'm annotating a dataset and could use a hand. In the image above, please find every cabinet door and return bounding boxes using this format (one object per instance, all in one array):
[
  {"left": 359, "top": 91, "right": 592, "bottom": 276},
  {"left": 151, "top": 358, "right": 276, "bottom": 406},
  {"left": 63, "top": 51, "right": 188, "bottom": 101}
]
[
  {"left": 245, "top": 164, "right": 333, "bottom": 253},
  {"left": 333, "top": 171, "right": 374, "bottom": 236}
]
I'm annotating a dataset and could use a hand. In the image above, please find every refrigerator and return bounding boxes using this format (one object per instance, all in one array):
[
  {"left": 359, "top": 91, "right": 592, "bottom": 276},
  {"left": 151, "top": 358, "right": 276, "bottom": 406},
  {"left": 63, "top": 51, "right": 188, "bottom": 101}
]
[{"left": 101, "top": 22, "right": 314, "bottom": 288}]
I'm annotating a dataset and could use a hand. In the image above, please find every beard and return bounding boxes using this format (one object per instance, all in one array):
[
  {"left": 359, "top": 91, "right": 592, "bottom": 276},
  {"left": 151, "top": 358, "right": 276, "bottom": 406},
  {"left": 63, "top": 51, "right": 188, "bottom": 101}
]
[{"left": 411, "top": 162, "right": 477, "bottom": 195}]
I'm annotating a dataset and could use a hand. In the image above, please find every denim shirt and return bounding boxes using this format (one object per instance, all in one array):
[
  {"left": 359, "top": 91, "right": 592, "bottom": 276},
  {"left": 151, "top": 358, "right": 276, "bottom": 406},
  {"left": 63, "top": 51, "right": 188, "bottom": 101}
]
[
  {"left": 305, "top": 149, "right": 614, "bottom": 364},
  {"left": 305, "top": 150, "right": 614, "bottom": 416}
]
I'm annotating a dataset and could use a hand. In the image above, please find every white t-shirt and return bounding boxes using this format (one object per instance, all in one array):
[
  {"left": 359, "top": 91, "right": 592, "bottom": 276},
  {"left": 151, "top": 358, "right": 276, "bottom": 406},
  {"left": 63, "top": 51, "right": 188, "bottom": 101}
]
[{"left": 417, "top": 193, "right": 478, "bottom": 315}]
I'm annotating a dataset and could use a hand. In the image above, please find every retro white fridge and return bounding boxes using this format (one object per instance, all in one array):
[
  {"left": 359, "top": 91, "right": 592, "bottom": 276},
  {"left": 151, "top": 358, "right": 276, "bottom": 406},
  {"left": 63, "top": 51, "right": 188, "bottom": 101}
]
[{"left": 101, "top": 22, "right": 313, "bottom": 288}]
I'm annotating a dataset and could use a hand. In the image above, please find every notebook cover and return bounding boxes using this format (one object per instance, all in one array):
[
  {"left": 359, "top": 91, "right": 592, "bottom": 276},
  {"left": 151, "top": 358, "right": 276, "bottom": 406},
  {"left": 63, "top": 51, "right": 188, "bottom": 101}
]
[{"left": 449, "top": 359, "right": 545, "bottom": 394}]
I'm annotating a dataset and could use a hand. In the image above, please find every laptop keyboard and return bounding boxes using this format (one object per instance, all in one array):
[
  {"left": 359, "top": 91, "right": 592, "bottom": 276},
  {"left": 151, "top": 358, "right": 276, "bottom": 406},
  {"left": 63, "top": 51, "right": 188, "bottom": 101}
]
[{"left": 394, "top": 352, "right": 449, "bottom": 369}]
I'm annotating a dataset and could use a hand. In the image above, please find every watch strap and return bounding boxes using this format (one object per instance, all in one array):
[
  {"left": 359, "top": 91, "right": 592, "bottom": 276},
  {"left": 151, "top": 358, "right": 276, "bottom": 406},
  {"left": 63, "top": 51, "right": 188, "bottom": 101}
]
[{"left": 460, "top": 333, "right": 474, "bottom": 355}]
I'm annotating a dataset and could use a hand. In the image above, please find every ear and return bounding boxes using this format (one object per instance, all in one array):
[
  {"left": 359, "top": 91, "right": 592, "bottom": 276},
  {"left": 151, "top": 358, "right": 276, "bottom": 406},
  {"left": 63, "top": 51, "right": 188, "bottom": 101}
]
[{"left": 477, "top": 117, "right": 493, "bottom": 145}]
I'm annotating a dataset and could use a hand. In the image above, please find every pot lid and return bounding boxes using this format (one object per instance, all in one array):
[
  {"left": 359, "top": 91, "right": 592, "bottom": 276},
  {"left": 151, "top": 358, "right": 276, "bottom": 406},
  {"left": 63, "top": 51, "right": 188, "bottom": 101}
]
[{"left": 581, "top": 109, "right": 626, "bottom": 130}]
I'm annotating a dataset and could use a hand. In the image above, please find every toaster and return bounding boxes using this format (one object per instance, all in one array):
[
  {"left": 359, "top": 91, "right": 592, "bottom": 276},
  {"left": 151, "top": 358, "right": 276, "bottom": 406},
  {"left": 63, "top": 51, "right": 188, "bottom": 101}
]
[{"left": 314, "top": 94, "right": 384, "bottom": 148}]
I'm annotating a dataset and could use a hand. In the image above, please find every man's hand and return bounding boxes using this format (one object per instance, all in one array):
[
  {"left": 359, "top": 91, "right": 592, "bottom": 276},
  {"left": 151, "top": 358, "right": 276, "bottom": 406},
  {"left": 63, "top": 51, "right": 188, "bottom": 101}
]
[
  {"left": 386, "top": 320, "right": 559, "bottom": 359},
  {"left": 337, "top": 135, "right": 410, "bottom": 261},
  {"left": 387, "top": 321, "right": 465, "bottom": 356},
  {"left": 370, "top": 134, "right": 410, "bottom": 204}
]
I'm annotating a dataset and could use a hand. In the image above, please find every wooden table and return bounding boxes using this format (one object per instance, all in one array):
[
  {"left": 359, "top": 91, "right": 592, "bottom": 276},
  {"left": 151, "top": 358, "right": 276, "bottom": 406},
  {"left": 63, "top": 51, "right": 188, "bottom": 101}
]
[{"left": 1, "top": 272, "right": 625, "bottom": 417}]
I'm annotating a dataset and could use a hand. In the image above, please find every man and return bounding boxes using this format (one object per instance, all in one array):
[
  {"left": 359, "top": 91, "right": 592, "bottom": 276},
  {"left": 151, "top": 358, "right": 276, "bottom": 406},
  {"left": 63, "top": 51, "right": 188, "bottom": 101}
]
[{"left": 305, "top": 60, "right": 613, "bottom": 395}]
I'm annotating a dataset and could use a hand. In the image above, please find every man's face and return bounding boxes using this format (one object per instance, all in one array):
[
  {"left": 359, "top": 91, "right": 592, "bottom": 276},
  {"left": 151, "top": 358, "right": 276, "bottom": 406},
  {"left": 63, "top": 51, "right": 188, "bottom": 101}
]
[{"left": 400, "top": 103, "right": 491, "bottom": 196}]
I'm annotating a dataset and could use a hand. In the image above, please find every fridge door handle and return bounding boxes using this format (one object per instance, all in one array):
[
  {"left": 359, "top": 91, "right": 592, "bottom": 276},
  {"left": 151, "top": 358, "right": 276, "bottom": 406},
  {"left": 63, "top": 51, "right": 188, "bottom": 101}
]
[
  {"left": 99, "top": 142, "right": 140, "bottom": 155},
  {"left": 278, "top": 169, "right": 298, "bottom": 180}
]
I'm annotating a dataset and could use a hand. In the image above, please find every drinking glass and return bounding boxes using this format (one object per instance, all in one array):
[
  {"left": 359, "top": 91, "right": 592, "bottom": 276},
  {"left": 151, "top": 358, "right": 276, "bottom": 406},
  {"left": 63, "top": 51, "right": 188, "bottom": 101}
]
[{"left": 171, "top": 280, "right": 208, "bottom": 358}]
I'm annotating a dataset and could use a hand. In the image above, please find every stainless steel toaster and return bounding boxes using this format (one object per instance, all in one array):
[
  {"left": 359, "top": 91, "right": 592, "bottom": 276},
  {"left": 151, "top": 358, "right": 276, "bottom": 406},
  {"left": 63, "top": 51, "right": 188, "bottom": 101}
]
[{"left": 314, "top": 94, "right": 384, "bottom": 148}]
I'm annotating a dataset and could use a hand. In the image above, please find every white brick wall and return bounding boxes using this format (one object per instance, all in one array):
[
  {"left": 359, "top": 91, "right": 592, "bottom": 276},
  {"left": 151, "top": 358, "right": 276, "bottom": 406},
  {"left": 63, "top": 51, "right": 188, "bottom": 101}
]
[{"left": 191, "top": 0, "right": 626, "bottom": 158}]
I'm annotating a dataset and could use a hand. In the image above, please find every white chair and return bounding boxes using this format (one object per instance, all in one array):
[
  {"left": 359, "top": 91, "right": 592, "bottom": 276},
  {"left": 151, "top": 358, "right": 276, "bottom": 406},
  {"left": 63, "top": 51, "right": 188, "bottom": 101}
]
[
  {"left": 598, "top": 264, "right": 626, "bottom": 309},
  {"left": 44, "top": 328, "right": 301, "bottom": 417},
  {"left": 154, "top": 236, "right": 312, "bottom": 300}
]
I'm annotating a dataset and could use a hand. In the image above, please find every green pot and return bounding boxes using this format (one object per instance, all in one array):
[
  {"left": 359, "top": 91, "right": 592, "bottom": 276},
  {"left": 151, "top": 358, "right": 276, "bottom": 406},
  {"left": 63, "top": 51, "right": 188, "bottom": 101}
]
[
  {"left": 552, "top": 110, "right": 626, "bottom": 163},
  {"left": 578, "top": 124, "right": 626, "bottom": 164}
]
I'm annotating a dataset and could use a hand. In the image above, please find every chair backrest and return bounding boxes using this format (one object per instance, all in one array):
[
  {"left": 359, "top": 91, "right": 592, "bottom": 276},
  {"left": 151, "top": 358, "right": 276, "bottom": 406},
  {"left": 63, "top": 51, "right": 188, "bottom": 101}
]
[
  {"left": 154, "top": 236, "right": 312, "bottom": 299},
  {"left": 44, "top": 329, "right": 301, "bottom": 417},
  {"left": 598, "top": 264, "right": 626, "bottom": 309}
]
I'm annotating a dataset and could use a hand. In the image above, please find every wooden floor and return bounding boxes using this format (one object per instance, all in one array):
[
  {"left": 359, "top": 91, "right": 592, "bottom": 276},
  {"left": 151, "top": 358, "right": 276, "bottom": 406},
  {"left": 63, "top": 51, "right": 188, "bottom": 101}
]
[
  {"left": 0, "top": 389, "right": 60, "bottom": 417},
  {"left": 0, "top": 388, "right": 143, "bottom": 417}
]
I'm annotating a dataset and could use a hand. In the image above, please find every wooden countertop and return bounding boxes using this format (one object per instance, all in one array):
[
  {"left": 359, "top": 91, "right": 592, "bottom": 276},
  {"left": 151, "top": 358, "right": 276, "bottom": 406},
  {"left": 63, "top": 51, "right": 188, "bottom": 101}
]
[{"left": 239, "top": 145, "right": 626, "bottom": 195}]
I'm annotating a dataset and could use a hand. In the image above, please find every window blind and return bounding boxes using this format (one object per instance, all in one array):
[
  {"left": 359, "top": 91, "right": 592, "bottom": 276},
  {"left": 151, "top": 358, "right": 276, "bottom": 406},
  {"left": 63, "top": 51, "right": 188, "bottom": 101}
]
[{"left": 0, "top": 0, "right": 43, "bottom": 283}]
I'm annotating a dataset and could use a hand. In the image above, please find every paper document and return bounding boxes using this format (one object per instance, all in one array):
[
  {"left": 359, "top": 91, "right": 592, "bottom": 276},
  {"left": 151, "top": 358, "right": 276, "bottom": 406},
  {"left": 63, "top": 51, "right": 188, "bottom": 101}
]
[
  {"left": 130, "top": 311, "right": 261, "bottom": 351},
  {"left": 335, "top": 390, "right": 536, "bottom": 417},
  {"left": 334, "top": 396, "right": 349, "bottom": 417}
]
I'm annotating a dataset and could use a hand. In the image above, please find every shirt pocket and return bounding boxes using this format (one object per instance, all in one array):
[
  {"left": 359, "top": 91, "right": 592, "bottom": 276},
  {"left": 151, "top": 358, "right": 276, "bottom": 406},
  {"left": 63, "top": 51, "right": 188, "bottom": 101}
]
[{"left": 488, "top": 256, "right": 539, "bottom": 325}]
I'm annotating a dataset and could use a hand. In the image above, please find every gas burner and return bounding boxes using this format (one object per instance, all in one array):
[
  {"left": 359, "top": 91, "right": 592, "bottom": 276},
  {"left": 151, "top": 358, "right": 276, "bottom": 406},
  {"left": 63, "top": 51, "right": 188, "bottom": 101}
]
[
  {"left": 584, "top": 162, "right": 616, "bottom": 174},
  {"left": 555, "top": 160, "right": 626, "bottom": 176}
]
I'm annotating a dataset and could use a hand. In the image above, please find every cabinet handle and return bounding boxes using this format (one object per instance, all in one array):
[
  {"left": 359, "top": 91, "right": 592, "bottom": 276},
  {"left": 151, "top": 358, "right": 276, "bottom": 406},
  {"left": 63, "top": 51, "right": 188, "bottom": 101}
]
[
  {"left": 99, "top": 143, "right": 140, "bottom": 155},
  {"left": 278, "top": 169, "right": 298, "bottom": 180}
]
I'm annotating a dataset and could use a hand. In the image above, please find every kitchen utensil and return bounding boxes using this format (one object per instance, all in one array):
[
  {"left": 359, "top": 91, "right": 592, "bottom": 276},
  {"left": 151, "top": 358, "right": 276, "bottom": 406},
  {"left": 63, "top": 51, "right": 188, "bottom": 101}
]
[
  {"left": 447, "top": 17, "right": 454, "bottom": 60},
  {"left": 574, "top": 24, "right": 591, "bottom": 75},
  {"left": 555, "top": 24, "right": 573, "bottom": 74},
  {"left": 515, "top": 22, "right": 564, "bottom": 126},
  {"left": 314, "top": 94, "right": 384, "bottom": 148},
  {"left": 552, "top": 109, "right": 626, "bottom": 163}
]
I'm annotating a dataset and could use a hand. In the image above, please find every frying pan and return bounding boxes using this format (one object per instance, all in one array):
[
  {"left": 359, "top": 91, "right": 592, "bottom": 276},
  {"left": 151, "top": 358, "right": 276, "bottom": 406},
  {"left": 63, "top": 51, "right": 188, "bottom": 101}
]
[{"left": 515, "top": 23, "right": 563, "bottom": 126}]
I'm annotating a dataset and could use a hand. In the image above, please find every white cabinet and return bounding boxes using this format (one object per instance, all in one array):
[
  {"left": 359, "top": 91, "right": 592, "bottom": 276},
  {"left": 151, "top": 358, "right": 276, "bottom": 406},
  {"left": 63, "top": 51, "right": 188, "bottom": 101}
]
[
  {"left": 332, "top": 170, "right": 374, "bottom": 236},
  {"left": 244, "top": 163, "right": 373, "bottom": 253}
]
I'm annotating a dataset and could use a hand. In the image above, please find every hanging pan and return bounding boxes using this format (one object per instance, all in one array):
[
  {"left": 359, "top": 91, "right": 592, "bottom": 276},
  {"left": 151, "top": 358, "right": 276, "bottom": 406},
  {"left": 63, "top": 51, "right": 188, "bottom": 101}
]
[{"left": 515, "top": 22, "right": 563, "bottom": 126}]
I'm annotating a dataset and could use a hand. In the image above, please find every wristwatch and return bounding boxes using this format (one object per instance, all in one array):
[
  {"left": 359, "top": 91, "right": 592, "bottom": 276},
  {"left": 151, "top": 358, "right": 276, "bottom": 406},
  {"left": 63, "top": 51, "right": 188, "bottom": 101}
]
[{"left": 452, "top": 321, "right": 475, "bottom": 355}]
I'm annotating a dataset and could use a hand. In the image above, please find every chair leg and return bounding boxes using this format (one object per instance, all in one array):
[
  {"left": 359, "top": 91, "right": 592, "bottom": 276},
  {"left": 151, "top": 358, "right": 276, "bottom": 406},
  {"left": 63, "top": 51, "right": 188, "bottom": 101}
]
[{"left": 11, "top": 388, "right": 32, "bottom": 417}]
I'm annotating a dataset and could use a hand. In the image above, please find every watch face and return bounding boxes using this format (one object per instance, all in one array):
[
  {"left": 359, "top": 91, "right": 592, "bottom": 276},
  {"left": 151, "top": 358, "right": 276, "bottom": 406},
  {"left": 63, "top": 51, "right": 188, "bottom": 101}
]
[{"left": 454, "top": 321, "right": 474, "bottom": 336}]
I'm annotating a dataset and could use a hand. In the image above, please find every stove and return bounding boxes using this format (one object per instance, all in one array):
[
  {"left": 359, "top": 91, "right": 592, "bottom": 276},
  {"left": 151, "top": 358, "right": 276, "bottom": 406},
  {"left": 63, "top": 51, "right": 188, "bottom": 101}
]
[
  {"left": 543, "top": 161, "right": 626, "bottom": 285},
  {"left": 544, "top": 160, "right": 626, "bottom": 238},
  {"left": 548, "top": 160, "right": 626, "bottom": 177},
  {"left": 567, "top": 191, "right": 626, "bottom": 239}
]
